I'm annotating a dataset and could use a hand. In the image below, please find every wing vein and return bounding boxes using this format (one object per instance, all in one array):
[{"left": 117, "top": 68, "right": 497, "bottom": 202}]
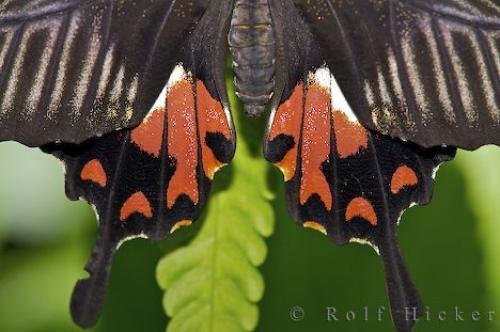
[
  {"left": 431, "top": 17, "right": 468, "bottom": 128},
  {"left": 156, "top": 88, "right": 170, "bottom": 237},
  {"left": 136, "top": 0, "right": 177, "bottom": 112},
  {"left": 36, "top": 13, "right": 71, "bottom": 120},
  {"left": 324, "top": 0, "right": 363, "bottom": 97},
  {"left": 0, "top": 0, "right": 86, "bottom": 24},
  {"left": 388, "top": 0, "right": 424, "bottom": 135},
  {"left": 475, "top": 29, "right": 500, "bottom": 122},
  {"left": 77, "top": 0, "right": 115, "bottom": 137},
  {"left": 406, "top": 0, "right": 500, "bottom": 30},
  {"left": 327, "top": 76, "right": 344, "bottom": 242},
  {"left": 0, "top": 23, "right": 23, "bottom": 121}
]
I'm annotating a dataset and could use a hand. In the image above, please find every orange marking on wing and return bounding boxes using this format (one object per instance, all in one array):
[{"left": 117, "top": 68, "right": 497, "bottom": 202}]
[
  {"left": 269, "top": 84, "right": 303, "bottom": 180},
  {"left": 332, "top": 111, "right": 368, "bottom": 158},
  {"left": 80, "top": 159, "right": 107, "bottom": 187},
  {"left": 196, "top": 80, "right": 231, "bottom": 179},
  {"left": 166, "top": 79, "right": 199, "bottom": 208},
  {"left": 120, "top": 192, "right": 153, "bottom": 221},
  {"left": 391, "top": 165, "right": 418, "bottom": 194},
  {"left": 303, "top": 221, "right": 327, "bottom": 235},
  {"left": 345, "top": 197, "right": 377, "bottom": 226},
  {"left": 170, "top": 220, "right": 193, "bottom": 233},
  {"left": 300, "top": 83, "right": 332, "bottom": 210},
  {"left": 131, "top": 108, "right": 165, "bottom": 157}
]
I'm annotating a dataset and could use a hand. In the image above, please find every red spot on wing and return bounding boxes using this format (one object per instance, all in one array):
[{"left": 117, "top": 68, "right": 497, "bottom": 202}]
[
  {"left": 80, "top": 159, "right": 107, "bottom": 187},
  {"left": 131, "top": 108, "right": 165, "bottom": 157},
  {"left": 391, "top": 165, "right": 418, "bottom": 194},
  {"left": 196, "top": 80, "right": 232, "bottom": 179},
  {"left": 300, "top": 83, "right": 332, "bottom": 210},
  {"left": 332, "top": 111, "right": 368, "bottom": 159},
  {"left": 345, "top": 197, "right": 377, "bottom": 226},
  {"left": 166, "top": 79, "right": 199, "bottom": 208},
  {"left": 268, "top": 84, "right": 303, "bottom": 180},
  {"left": 120, "top": 192, "right": 153, "bottom": 221}
]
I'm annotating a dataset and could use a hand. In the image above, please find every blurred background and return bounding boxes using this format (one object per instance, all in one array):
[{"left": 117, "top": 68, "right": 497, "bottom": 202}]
[{"left": 0, "top": 139, "right": 499, "bottom": 332}]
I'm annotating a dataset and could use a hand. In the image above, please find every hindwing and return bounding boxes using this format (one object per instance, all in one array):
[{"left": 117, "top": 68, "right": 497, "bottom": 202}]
[
  {"left": 45, "top": 65, "right": 235, "bottom": 328},
  {"left": 265, "top": 67, "right": 455, "bottom": 332}
]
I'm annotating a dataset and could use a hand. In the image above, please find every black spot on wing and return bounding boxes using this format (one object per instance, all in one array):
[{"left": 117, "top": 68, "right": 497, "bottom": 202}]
[
  {"left": 205, "top": 132, "right": 235, "bottom": 164},
  {"left": 265, "top": 134, "right": 295, "bottom": 163}
]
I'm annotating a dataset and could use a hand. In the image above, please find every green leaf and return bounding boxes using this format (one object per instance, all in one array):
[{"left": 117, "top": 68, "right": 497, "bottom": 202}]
[
  {"left": 156, "top": 80, "right": 275, "bottom": 332},
  {"left": 456, "top": 147, "right": 500, "bottom": 332}
]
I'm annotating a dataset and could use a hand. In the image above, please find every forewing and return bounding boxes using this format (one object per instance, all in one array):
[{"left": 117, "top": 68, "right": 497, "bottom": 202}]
[
  {"left": 0, "top": 0, "right": 210, "bottom": 146},
  {"left": 289, "top": 0, "right": 500, "bottom": 149},
  {"left": 264, "top": 67, "right": 455, "bottom": 332}
]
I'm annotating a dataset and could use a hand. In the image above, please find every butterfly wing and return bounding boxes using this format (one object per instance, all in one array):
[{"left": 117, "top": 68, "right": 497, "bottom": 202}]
[
  {"left": 42, "top": 1, "right": 235, "bottom": 327},
  {"left": 264, "top": 67, "right": 455, "bottom": 332},
  {"left": 45, "top": 66, "right": 235, "bottom": 328},
  {"left": 281, "top": 0, "right": 500, "bottom": 150},
  {"left": 0, "top": 0, "right": 213, "bottom": 146}
]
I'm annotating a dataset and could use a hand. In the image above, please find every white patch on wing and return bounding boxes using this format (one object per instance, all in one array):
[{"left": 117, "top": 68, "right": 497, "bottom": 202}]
[
  {"left": 109, "top": 63, "right": 125, "bottom": 105},
  {"left": 97, "top": 44, "right": 116, "bottom": 100},
  {"left": 330, "top": 69, "right": 359, "bottom": 123},
  {"left": 149, "top": 85, "right": 168, "bottom": 114},
  {"left": 440, "top": 21, "right": 477, "bottom": 125},
  {"left": 364, "top": 79, "right": 376, "bottom": 108},
  {"left": 1, "top": 22, "right": 32, "bottom": 113},
  {"left": 401, "top": 34, "right": 430, "bottom": 122},
  {"left": 72, "top": 23, "right": 102, "bottom": 116},
  {"left": 396, "top": 201, "right": 418, "bottom": 226},
  {"left": 419, "top": 15, "right": 455, "bottom": 123},
  {"left": 377, "top": 65, "right": 392, "bottom": 105},
  {"left": 141, "top": 64, "right": 188, "bottom": 122},
  {"left": 386, "top": 48, "right": 405, "bottom": 108},
  {"left": 0, "top": 29, "right": 13, "bottom": 72},
  {"left": 468, "top": 31, "right": 498, "bottom": 122},
  {"left": 349, "top": 238, "right": 380, "bottom": 255},
  {"left": 116, "top": 233, "right": 148, "bottom": 250},
  {"left": 311, "top": 66, "right": 331, "bottom": 89},
  {"left": 431, "top": 163, "right": 443, "bottom": 180},
  {"left": 167, "top": 64, "right": 188, "bottom": 92},
  {"left": 27, "top": 20, "right": 60, "bottom": 115},
  {"left": 487, "top": 32, "right": 500, "bottom": 124},
  {"left": 49, "top": 12, "right": 83, "bottom": 118},
  {"left": 127, "top": 74, "right": 139, "bottom": 105},
  {"left": 312, "top": 66, "right": 360, "bottom": 123}
]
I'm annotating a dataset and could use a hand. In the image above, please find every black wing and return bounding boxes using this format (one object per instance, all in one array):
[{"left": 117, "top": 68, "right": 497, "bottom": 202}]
[
  {"left": 264, "top": 67, "right": 455, "bottom": 332},
  {"left": 42, "top": 0, "right": 235, "bottom": 327},
  {"left": 0, "top": 0, "right": 211, "bottom": 146},
  {"left": 277, "top": 0, "right": 500, "bottom": 150},
  {"left": 45, "top": 70, "right": 235, "bottom": 328}
]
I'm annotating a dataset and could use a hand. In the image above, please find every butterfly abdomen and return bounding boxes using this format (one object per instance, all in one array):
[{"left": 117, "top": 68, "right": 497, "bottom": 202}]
[{"left": 229, "top": 0, "right": 276, "bottom": 117}]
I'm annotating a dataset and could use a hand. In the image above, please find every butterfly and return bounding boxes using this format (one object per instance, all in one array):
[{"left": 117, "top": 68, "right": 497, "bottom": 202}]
[{"left": 0, "top": 1, "right": 498, "bottom": 331}]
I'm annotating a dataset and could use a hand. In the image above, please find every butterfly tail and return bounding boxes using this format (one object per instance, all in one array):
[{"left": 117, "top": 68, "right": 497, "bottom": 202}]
[
  {"left": 70, "top": 229, "right": 118, "bottom": 328},
  {"left": 379, "top": 242, "right": 423, "bottom": 332}
]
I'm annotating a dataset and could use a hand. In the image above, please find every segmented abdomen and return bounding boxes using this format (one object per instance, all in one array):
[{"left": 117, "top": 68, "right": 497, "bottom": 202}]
[{"left": 229, "top": 0, "right": 276, "bottom": 117}]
